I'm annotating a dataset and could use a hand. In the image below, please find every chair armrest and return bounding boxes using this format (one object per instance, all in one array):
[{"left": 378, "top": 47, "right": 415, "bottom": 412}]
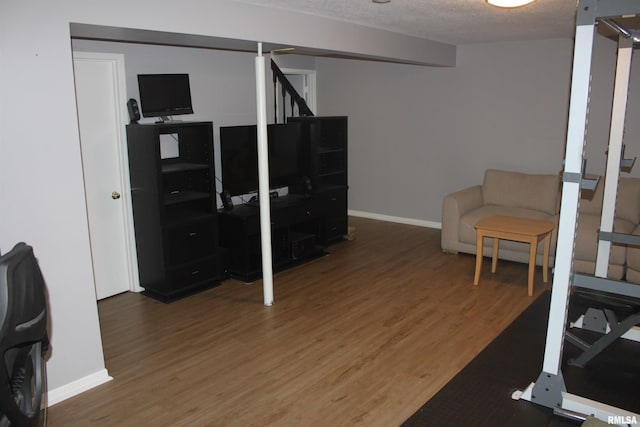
[{"left": 441, "top": 185, "right": 483, "bottom": 253}]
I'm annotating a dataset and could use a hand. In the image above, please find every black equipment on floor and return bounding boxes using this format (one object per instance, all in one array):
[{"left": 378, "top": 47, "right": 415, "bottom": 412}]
[
  {"left": 566, "top": 289, "right": 640, "bottom": 368},
  {"left": 0, "top": 243, "right": 49, "bottom": 427}
]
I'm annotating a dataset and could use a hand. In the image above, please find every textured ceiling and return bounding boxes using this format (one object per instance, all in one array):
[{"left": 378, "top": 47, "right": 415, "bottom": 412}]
[{"left": 233, "top": 0, "right": 580, "bottom": 45}]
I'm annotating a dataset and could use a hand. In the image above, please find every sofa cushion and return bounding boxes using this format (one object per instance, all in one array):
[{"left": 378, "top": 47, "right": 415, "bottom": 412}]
[
  {"left": 574, "top": 213, "right": 633, "bottom": 267},
  {"left": 626, "top": 223, "right": 640, "bottom": 272},
  {"left": 616, "top": 177, "right": 640, "bottom": 225},
  {"left": 579, "top": 177, "right": 640, "bottom": 224},
  {"left": 578, "top": 180, "right": 604, "bottom": 215},
  {"left": 574, "top": 259, "right": 624, "bottom": 280},
  {"left": 482, "top": 169, "right": 560, "bottom": 216},
  {"left": 626, "top": 269, "right": 640, "bottom": 283}
]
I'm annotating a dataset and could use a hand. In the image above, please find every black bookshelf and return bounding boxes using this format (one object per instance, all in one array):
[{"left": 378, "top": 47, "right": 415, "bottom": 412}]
[{"left": 126, "top": 121, "right": 223, "bottom": 301}]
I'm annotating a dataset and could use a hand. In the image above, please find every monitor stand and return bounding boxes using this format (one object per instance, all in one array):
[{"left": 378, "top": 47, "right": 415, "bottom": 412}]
[
  {"left": 247, "top": 191, "right": 283, "bottom": 206},
  {"left": 156, "top": 116, "right": 183, "bottom": 124}
]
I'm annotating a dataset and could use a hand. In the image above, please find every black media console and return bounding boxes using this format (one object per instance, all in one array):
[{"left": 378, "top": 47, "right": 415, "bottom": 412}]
[
  {"left": 218, "top": 116, "right": 348, "bottom": 282},
  {"left": 218, "top": 188, "right": 346, "bottom": 282}
]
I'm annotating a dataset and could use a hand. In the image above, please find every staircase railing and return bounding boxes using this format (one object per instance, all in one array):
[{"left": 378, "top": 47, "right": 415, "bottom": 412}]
[{"left": 271, "top": 59, "right": 314, "bottom": 123}]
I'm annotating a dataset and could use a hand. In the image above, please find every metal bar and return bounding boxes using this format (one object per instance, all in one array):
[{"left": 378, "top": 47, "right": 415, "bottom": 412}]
[
  {"left": 562, "top": 392, "right": 640, "bottom": 426},
  {"left": 563, "top": 172, "right": 582, "bottom": 183},
  {"left": 553, "top": 408, "right": 587, "bottom": 423},
  {"left": 573, "top": 273, "right": 640, "bottom": 299},
  {"left": 562, "top": 170, "right": 599, "bottom": 191},
  {"left": 595, "top": 36, "right": 633, "bottom": 277},
  {"left": 541, "top": 4, "right": 597, "bottom": 376},
  {"left": 594, "top": 0, "right": 640, "bottom": 20},
  {"left": 565, "top": 332, "right": 590, "bottom": 351},
  {"left": 599, "top": 18, "right": 632, "bottom": 38},
  {"left": 569, "top": 313, "right": 640, "bottom": 367},
  {"left": 599, "top": 231, "right": 640, "bottom": 246}
]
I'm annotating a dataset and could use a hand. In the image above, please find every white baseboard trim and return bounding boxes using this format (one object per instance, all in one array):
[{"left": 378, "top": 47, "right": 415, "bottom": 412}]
[
  {"left": 348, "top": 210, "right": 441, "bottom": 229},
  {"left": 47, "top": 369, "right": 113, "bottom": 407}
]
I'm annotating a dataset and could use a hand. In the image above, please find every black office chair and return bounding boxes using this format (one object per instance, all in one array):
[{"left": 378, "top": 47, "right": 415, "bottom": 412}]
[{"left": 0, "top": 243, "right": 49, "bottom": 427}]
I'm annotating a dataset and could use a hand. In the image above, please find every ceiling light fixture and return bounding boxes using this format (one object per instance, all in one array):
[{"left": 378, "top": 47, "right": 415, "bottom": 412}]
[
  {"left": 372, "top": 0, "right": 391, "bottom": 4},
  {"left": 486, "top": 0, "right": 535, "bottom": 8}
]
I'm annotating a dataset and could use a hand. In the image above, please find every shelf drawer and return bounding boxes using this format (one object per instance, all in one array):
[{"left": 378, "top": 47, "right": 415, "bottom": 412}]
[
  {"left": 284, "top": 203, "right": 319, "bottom": 223},
  {"left": 165, "top": 220, "right": 217, "bottom": 265},
  {"left": 167, "top": 257, "right": 217, "bottom": 291},
  {"left": 317, "top": 188, "right": 347, "bottom": 214}
]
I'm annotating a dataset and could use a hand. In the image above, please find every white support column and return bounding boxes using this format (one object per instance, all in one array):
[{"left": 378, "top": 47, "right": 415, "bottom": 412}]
[
  {"left": 541, "top": 21, "right": 596, "bottom": 376},
  {"left": 595, "top": 36, "right": 634, "bottom": 277},
  {"left": 255, "top": 42, "right": 274, "bottom": 306}
]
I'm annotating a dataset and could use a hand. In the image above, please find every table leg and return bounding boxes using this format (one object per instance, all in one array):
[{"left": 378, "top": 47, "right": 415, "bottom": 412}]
[
  {"left": 528, "top": 239, "right": 537, "bottom": 297},
  {"left": 543, "top": 233, "right": 551, "bottom": 283},
  {"left": 474, "top": 232, "right": 484, "bottom": 285},
  {"left": 491, "top": 238, "right": 499, "bottom": 273}
]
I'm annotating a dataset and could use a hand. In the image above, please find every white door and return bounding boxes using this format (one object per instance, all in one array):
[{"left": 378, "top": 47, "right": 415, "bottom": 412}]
[{"left": 73, "top": 52, "right": 139, "bottom": 300}]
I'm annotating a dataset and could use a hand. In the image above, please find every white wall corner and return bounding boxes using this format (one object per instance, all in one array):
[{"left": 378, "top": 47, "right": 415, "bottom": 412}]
[{"left": 46, "top": 369, "right": 112, "bottom": 407}]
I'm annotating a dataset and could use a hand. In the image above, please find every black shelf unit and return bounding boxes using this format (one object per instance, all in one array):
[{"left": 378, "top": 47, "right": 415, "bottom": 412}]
[
  {"left": 289, "top": 116, "right": 348, "bottom": 242},
  {"left": 218, "top": 116, "right": 349, "bottom": 282},
  {"left": 126, "top": 121, "right": 223, "bottom": 301},
  {"left": 218, "top": 195, "right": 328, "bottom": 282}
]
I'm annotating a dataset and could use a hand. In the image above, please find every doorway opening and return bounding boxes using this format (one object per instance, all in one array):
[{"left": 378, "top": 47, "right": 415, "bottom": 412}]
[{"left": 275, "top": 68, "right": 317, "bottom": 123}]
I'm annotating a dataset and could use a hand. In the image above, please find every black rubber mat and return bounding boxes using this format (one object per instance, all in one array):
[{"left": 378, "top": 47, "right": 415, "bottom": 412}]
[{"left": 402, "top": 291, "right": 640, "bottom": 427}]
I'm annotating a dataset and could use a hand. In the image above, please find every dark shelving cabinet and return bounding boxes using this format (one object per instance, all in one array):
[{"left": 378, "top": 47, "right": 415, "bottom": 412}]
[
  {"left": 218, "top": 195, "right": 326, "bottom": 282},
  {"left": 126, "top": 121, "right": 223, "bottom": 301},
  {"left": 289, "top": 116, "right": 348, "bottom": 242},
  {"left": 218, "top": 116, "right": 349, "bottom": 282}
]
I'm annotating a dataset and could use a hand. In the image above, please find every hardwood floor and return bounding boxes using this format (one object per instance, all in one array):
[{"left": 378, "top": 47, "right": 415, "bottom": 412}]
[{"left": 46, "top": 217, "right": 547, "bottom": 426}]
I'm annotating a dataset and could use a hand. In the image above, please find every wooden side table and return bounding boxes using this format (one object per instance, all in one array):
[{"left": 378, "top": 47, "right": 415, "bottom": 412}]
[{"left": 474, "top": 215, "right": 556, "bottom": 296}]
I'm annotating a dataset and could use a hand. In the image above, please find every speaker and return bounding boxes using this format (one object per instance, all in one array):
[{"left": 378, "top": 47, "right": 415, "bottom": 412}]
[
  {"left": 127, "top": 98, "right": 140, "bottom": 124},
  {"left": 220, "top": 191, "right": 233, "bottom": 211}
]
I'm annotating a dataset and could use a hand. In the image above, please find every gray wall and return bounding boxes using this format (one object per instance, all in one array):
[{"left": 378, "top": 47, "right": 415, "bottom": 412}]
[
  {"left": 76, "top": 35, "right": 639, "bottom": 227},
  {"left": 73, "top": 40, "right": 260, "bottom": 127},
  {"left": 316, "top": 36, "right": 640, "bottom": 224}
]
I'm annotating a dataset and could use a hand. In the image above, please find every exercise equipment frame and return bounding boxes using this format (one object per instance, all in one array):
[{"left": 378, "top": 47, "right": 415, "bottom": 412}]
[{"left": 513, "top": 1, "right": 640, "bottom": 425}]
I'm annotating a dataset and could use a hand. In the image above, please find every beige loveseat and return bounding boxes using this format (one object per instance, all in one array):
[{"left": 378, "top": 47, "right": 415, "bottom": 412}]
[
  {"left": 442, "top": 169, "right": 560, "bottom": 268},
  {"left": 441, "top": 169, "right": 640, "bottom": 280}
]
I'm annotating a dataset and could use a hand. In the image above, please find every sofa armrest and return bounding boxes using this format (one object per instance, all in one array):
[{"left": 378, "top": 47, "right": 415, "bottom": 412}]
[{"left": 441, "top": 185, "right": 483, "bottom": 253}]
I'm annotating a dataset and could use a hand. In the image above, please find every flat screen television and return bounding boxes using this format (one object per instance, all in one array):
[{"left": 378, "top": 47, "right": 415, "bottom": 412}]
[
  {"left": 220, "top": 125, "right": 259, "bottom": 197},
  {"left": 268, "top": 123, "right": 302, "bottom": 189},
  {"left": 137, "top": 73, "right": 193, "bottom": 119},
  {"left": 220, "top": 123, "right": 302, "bottom": 197}
]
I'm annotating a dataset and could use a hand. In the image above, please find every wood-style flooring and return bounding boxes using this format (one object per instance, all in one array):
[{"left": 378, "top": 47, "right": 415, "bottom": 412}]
[{"left": 46, "top": 216, "right": 547, "bottom": 426}]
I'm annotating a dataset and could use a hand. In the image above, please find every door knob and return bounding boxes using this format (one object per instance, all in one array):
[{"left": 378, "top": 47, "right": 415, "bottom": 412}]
[{"left": 112, "top": 191, "right": 121, "bottom": 200}]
